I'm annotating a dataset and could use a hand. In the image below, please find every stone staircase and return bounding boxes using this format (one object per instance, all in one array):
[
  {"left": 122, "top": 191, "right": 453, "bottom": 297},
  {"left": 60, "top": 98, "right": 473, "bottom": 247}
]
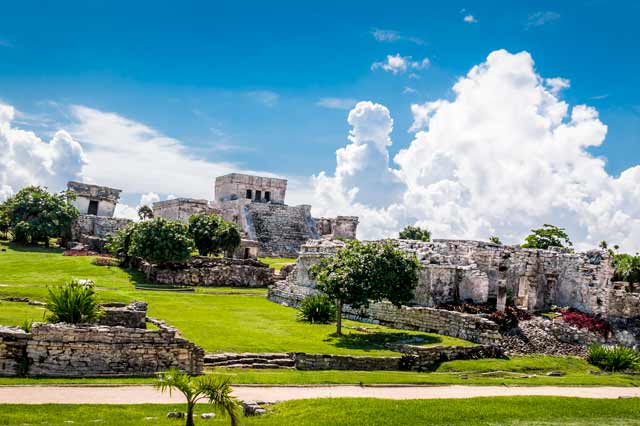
[{"left": 204, "top": 352, "right": 296, "bottom": 369}]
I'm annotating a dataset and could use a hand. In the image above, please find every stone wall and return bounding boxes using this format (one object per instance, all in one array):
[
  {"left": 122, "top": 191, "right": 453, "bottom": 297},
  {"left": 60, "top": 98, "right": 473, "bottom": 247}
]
[
  {"left": 245, "top": 203, "right": 319, "bottom": 257},
  {"left": 70, "top": 215, "right": 132, "bottom": 252},
  {"left": 215, "top": 173, "right": 287, "bottom": 204},
  {"left": 152, "top": 198, "right": 218, "bottom": 223},
  {"left": 293, "top": 345, "right": 501, "bottom": 371},
  {"left": 0, "top": 321, "right": 204, "bottom": 377},
  {"left": 140, "top": 256, "right": 275, "bottom": 287},
  {"left": 67, "top": 181, "right": 122, "bottom": 218},
  {"left": 314, "top": 216, "right": 359, "bottom": 240}
]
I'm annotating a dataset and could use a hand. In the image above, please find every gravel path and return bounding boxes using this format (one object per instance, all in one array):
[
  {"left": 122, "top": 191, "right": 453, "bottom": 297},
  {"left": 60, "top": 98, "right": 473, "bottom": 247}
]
[{"left": 0, "top": 385, "right": 638, "bottom": 404}]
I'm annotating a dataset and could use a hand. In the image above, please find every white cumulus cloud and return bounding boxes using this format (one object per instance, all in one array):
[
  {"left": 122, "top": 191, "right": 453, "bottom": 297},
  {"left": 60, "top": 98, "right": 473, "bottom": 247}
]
[
  {"left": 0, "top": 102, "right": 87, "bottom": 201},
  {"left": 372, "top": 54, "right": 430, "bottom": 75},
  {"left": 313, "top": 49, "right": 640, "bottom": 252}
]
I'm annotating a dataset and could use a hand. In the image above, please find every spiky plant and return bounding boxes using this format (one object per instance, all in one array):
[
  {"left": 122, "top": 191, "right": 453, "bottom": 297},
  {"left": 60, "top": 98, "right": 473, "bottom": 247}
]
[
  {"left": 155, "top": 369, "right": 240, "bottom": 426},
  {"left": 45, "top": 279, "right": 103, "bottom": 324}
]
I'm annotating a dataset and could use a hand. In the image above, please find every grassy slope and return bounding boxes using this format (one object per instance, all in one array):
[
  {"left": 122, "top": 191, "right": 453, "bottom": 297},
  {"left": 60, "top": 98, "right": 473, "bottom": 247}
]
[
  {"left": 0, "top": 241, "right": 470, "bottom": 356},
  {"left": 0, "top": 398, "right": 639, "bottom": 425}
]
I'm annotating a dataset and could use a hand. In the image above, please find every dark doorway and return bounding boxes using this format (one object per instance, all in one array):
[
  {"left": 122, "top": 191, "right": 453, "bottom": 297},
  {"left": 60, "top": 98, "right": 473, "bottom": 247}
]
[
  {"left": 244, "top": 248, "right": 250, "bottom": 259},
  {"left": 88, "top": 200, "right": 99, "bottom": 215},
  {"left": 264, "top": 191, "right": 271, "bottom": 202},
  {"left": 246, "top": 189, "right": 252, "bottom": 199},
  {"left": 255, "top": 190, "right": 262, "bottom": 201}
]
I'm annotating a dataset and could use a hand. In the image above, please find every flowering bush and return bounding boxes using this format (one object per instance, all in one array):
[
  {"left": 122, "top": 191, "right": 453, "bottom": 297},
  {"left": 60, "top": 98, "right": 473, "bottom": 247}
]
[{"left": 561, "top": 309, "right": 612, "bottom": 337}]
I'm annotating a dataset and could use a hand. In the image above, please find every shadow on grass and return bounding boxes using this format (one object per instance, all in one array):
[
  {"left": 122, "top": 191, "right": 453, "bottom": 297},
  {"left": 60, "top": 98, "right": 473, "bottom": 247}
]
[
  {"left": 6, "top": 242, "right": 64, "bottom": 254},
  {"left": 326, "top": 331, "right": 442, "bottom": 352}
]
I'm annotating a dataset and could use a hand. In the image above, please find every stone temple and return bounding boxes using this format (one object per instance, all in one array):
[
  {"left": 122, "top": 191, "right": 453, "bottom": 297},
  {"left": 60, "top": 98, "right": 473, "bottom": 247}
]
[{"left": 153, "top": 173, "right": 359, "bottom": 258}]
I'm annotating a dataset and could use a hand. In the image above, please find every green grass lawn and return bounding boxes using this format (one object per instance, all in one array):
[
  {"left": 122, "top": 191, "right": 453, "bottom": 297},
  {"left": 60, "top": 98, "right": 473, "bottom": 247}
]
[
  {"left": 0, "top": 241, "right": 470, "bottom": 356},
  {"left": 258, "top": 257, "right": 297, "bottom": 271},
  {"left": 0, "top": 397, "right": 638, "bottom": 425}
]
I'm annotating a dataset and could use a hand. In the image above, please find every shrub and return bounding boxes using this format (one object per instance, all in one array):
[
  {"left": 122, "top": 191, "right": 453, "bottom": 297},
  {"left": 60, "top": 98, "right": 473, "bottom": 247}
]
[
  {"left": 188, "top": 213, "right": 241, "bottom": 257},
  {"left": 488, "top": 306, "right": 520, "bottom": 333},
  {"left": 137, "top": 205, "right": 154, "bottom": 220},
  {"left": 3, "top": 186, "right": 78, "bottom": 246},
  {"left": 521, "top": 224, "right": 572, "bottom": 250},
  {"left": 129, "top": 218, "right": 194, "bottom": 265},
  {"left": 489, "top": 236, "right": 502, "bottom": 245},
  {"left": 399, "top": 225, "right": 431, "bottom": 242},
  {"left": 46, "top": 280, "right": 103, "bottom": 324},
  {"left": 561, "top": 309, "right": 612, "bottom": 337},
  {"left": 612, "top": 253, "right": 640, "bottom": 283},
  {"left": 298, "top": 295, "right": 336, "bottom": 324},
  {"left": 587, "top": 344, "right": 640, "bottom": 372},
  {"left": 105, "top": 222, "right": 138, "bottom": 265},
  {"left": 20, "top": 319, "right": 33, "bottom": 333}
]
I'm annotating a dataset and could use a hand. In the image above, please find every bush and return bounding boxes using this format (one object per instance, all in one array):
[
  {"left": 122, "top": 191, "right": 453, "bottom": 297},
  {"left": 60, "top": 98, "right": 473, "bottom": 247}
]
[
  {"left": 129, "top": 218, "right": 194, "bottom": 265},
  {"left": 521, "top": 224, "right": 572, "bottom": 250},
  {"left": 561, "top": 309, "right": 612, "bottom": 337},
  {"left": 105, "top": 222, "right": 138, "bottom": 266},
  {"left": 488, "top": 306, "right": 520, "bottom": 333},
  {"left": 46, "top": 280, "right": 103, "bottom": 324},
  {"left": 3, "top": 186, "right": 78, "bottom": 245},
  {"left": 399, "top": 225, "right": 431, "bottom": 242},
  {"left": 188, "top": 213, "right": 241, "bottom": 257},
  {"left": 587, "top": 344, "right": 640, "bottom": 372},
  {"left": 298, "top": 295, "right": 336, "bottom": 324},
  {"left": 20, "top": 319, "right": 33, "bottom": 333}
]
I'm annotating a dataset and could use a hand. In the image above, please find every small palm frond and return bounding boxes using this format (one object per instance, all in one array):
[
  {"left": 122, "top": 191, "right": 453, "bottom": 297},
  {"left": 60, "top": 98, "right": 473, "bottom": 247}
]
[
  {"left": 155, "top": 368, "right": 194, "bottom": 400},
  {"left": 195, "top": 375, "right": 241, "bottom": 426}
]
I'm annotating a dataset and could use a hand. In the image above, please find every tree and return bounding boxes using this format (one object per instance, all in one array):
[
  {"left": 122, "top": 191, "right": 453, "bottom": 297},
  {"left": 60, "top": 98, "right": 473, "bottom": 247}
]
[
  {"left": 46, "top": 280, "right": 103, "bottom": 324},
  {"left": 310, "top": 240, "right": 419, "bottom": 335},
  {"left": 0, "top": 202, "right": 9, "bottom": 239},
  {"left": 155, "top": 369, "right": 240, "bottom": 426},
  {"left": 188, "top": 213, "right": 241, "bottom": 257},
  {"left": 137, "top": 205, "right": 154, "bottom": 220},
  {"left": 399, "top": 225, "right": 431, "bottom": 242},
  {"left": 613, "top": 253, "right": 640, "bottom": 283},
  {"left": 489, "top": 236, "right": 502, "bottom": 245},
  {"left": 129, "top": 218, "right": 194, "bottom": 265},
  {"left": 521, "top": 224, "right": 572, "bottom": 250},
  {"left": 3, "top": 186, "right": 78, "bottom": 246}
]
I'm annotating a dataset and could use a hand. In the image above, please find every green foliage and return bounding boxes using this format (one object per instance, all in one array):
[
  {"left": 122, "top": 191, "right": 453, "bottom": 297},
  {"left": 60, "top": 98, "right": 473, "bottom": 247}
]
[
  {"left": 489, "top": 236, "right": 502, "bottom": 245},
  {"left": 0, "top": 202, "right": 10, "bottom": 238},
  {"left": 105, "top": 222, "right": 138, "bottom": 266},
  {"left": 155, "top": 369, "right": 240, "bottom": 426},
  {"left": 311, "top": 240, "right": 420, "bottom": 334},
  {"left": 129, "top": 218, "right": 194, "bottom": 265},
  {"left": 3, "top": 186, "right": 78, "bottom": 245},
  {"left": 20, "top": 319, "right": 33, "bottom": 333},
  {"left": 587, "top": 344, "right": 640, "bottom": 372},
  {"left": 399, "top": 225, "right": 431, "bottom": 242},
  {"left": 46, "top": 279, "right": 103, "bottom": 324},
  {"left": 298, "top": 295, "right": 336, "bottom": 324},
  {"left": 612, "top": 253, "right": 640, "bottom": 283},
  {"left": 188, "top": 213, "right": 241, "bottom": 257},
  {"left": 137, "top": 205, "right": 154, "bottom": 220},
  {"left": 521, "top": 224, "right": 572, "bottom": 250}
]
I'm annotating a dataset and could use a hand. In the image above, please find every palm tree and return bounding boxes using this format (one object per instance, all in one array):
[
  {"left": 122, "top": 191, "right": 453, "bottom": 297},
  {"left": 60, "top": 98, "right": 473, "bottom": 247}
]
[{"left": 155, "top": 369, "right": 240, "bottom": 426}]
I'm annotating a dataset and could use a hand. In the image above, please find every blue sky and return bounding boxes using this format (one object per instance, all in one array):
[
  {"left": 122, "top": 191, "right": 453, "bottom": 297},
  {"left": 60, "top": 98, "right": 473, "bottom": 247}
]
[
  {"left": 1, "top": 0, "right": 639, "bottom": 249},
  {"left": 1, "top": 0, "right": 638, "bottom": 176}
]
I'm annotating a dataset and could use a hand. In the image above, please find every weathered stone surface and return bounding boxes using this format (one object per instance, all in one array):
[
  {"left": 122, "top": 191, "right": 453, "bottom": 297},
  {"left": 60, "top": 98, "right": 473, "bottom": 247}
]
[
  {"left": 98, "top": 302, "right": 147, "bottom": 329},
  {"left": 67, "top": 181, "right": 122, "bottom": 217},
  {"left": 70, "top": 215, "right": 132, "bottom": 252},
  {"left": 152, "top": 198, "right": 218, "bottom": 223},
  {"left": 215, "top": 173, "right": 287, "bottom": 204},
  {"left": 314, "top": 216, "right": 359, "bottom": 240},
  {"left": 0, "top": 321, "right": 204, "bottom": 377},
  {"left": 140, "top": 257, "right": 275, "bottom": 287}
]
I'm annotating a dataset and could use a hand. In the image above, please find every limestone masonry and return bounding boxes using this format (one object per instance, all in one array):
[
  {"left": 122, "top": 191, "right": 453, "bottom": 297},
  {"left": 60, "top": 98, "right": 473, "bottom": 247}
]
[{"left": 67, "top": 181, "right": 122, "bottom": 217}]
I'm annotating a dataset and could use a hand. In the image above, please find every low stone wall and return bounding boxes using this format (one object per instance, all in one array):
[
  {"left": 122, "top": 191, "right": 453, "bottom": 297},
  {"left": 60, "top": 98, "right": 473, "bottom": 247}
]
[
  {"left": 268, "top": 283, "right": 500, "bottom": 345},
  {"left": 0, "top": 322, "right": 204, "bottom": 377},
  {"left": 293, "top": 345, "right": 501, "bottom": 371},
  {"left": 140, "top": 257, "right": 275, "bottom": 287}
]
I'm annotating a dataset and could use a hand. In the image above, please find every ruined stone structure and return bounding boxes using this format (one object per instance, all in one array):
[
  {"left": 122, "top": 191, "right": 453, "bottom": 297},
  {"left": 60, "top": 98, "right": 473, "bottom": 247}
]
[
  {"left": 0, "top": 319, "right": 204, "bottom": 377},
  {"left": 152, "top": 198, "right": 218, "bottom": 223},
  {"left": 67, "top": 181, "right": 122, "bottom": 217},
  {"left": 140, "top": 256, "right": 275, "bottom": 287},
  {"left": 269, "top": 238, "right": 640, "bottom": 345},
  {"left": 67, "top": 181, "right": 130, "bottom": 252},
  {"left": 315, "top": 216, "right": 359, "bottom": 240},
  {"left": 215, "top": 173, "right": 287, "bottom": 204}
]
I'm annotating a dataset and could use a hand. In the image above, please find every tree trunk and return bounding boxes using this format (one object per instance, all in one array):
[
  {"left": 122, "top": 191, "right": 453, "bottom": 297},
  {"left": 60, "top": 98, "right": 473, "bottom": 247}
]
[
  {"left": 336, "top": 299, "right": 343, "bottom": 335},
  {"left": 185, "top": 402, "right": 195, "bottom": 426}
]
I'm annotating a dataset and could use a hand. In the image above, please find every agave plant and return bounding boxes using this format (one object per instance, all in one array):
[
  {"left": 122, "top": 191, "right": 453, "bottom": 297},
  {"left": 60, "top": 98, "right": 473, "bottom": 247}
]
[
  {"left": 155, "top": 369, "right": 240, "bottom": 426},
  {"left": 46, "top": 279, "right": 103, "bottom": 324}
]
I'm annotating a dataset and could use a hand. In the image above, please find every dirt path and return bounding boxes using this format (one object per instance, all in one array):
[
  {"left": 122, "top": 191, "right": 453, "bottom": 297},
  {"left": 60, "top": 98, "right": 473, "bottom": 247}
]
[{"left": 0, "top": 385, "right": 638, "bottom": 404}]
